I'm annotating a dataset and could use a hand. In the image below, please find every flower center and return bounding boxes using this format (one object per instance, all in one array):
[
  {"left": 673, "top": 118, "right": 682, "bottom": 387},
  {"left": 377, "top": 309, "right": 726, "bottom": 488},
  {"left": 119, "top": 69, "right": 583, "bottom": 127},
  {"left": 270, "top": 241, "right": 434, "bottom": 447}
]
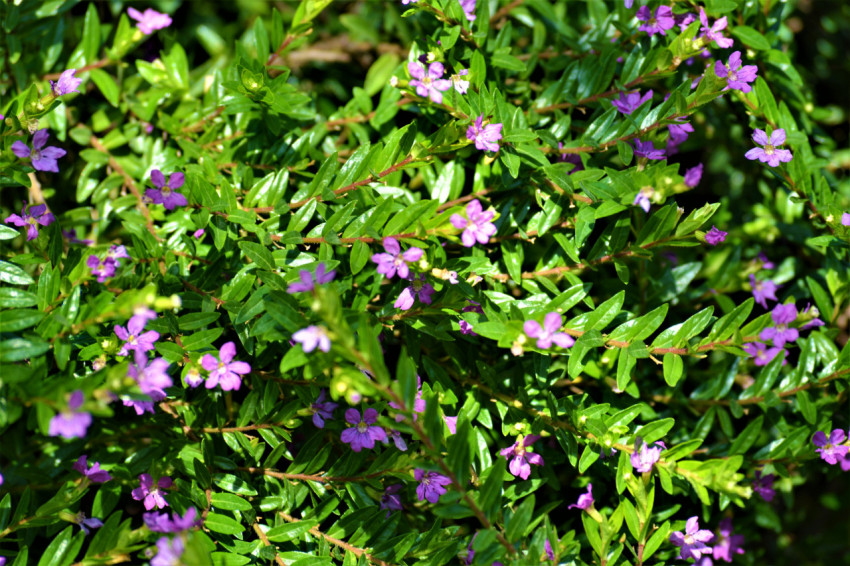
[
  {"left": 32, "top": 149, "right": 42, "bottom": 161},
  {"left": 764, "top": 144, "right": 775, "bottom": 155},
  {"left": 412, "top": 279, "right": 423, "bottom": 292},
  {"left": 357, "top": 421, "right": 369, "bottom": 434},
  {"left": 128, "top": 334, "right": 137, "bottom": 343},
  {"left": 218, "top": 361, "right": 226, "bottom": 370},
  {"left": 729, "top": 70, "right": 738, "bottom": 81},
  {"left": 684, "top": 534, "right": 695, "bottom": 545},
  {"left": 422, "top": 77, "right": 432, "bottom": 87},
  {"left": 162, "top": 187, "right": 172, "bottom": 196}
]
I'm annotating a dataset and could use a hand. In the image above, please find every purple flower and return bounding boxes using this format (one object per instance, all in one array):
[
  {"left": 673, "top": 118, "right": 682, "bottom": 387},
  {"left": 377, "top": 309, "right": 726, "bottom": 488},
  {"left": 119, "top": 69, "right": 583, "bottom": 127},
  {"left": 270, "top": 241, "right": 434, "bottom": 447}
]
[
  {"left": 193, "top": 229, "right": 205, "bottom": 239},
  {"left": 311, "top": 389, "right": 338, "bottom": 428},
  {"left": 414, "top": 469, "right": 452, "bottom": 503},
  {"left": 632, "top": 139, "right": 666, "bottom": 160},
  {"left": 459, "top": 320, "right": 476, "bottom": 335},
  {"left": 667, "top": 119, "right": 694, "bottom": 149},
  {"left": 49, "top": 390, "right": 92, "bottom": 439},
  {"left": 624, "top": 0, "right": 634, "bottom": 7},
  {"left": 704, "top": 226, "right": 727, "bottom": 246},
  {"left": 633, "top": 191, "right": 651, "bottom": 213},
  {"left": 87, "top": 255, "right": 117, "bottom": 283},
  {"left": 568, "top": 484, "right": 594, "bottom": 510},
  {"left": 450, "top": 199, "right": 497, "bottom": 247},
  {"left": 544, "top": 538, "right": 555, "bottom": 561},
  {"left": 73, "top": 455, "right": 111, "bottom": 483},
  {"left": 108, "top": 244, "right": 131, "bottom": 265},
  {"left": 499, "top": 435, "right": 544, "bottom": 480},
  {"left": 184, "top": 367, "right": 203, "bottom": 389},
  {"left": 451, "top": 69, "right": 470, "bottom": 94},
  {"left": 812, "top": 429, "right": 849, "bottom": 465},
  {"left": 74, "top": 512, "right": 103, "bottom": 535},
  {"left": 842, "top": 212, "right": 850, "bottom": 226},
  {"left": 801, "top": 304, "right": 825, "bottom": 330},
  {"left": 611, "top": 89, "right": 653, "bottom": 115},
  {"left": 151, "top": 536, "right": 185, "bottom": 566},
  {"left": 293, "top": 325, "right": 331, "bottom": 353},
  {"left": 394, "top": 273, "right": 436, "bottom": 310},
  {"left": 385, "top": 429, "right": 408, "bottom": 451},
  {"left": 636, "top": 6, "right": 675, "bottom": 36},
  {"left": 742, "top": 342, "right": 783, "bottom": 367},
  {"left": 757, "top": 252, "right": 775, "bottom": 270},
  {"left": 698, "top": 8, "right": 733, "bottom": 48},
  {"left": 752, "top": 470, "right": 775, "bottom": 502},
  {"left": 115, "top": 316, "right": 160, "bottom": 356},
  {"left": 371, "top": 237, "right": 423, "bottom": 279},
  {"left": 759, "top": 303, "right": 799, "bottom": 347},
  {"left": 715, "top": 51, "right": 758, "bottom": 93},
  {"left": 675, "top": 12, "right": 696, "bottom": 31},
  {"left": 63, "top": 229, "right": 93, "bottom": 245},
  {"left": 408, "top": 61, "right": 452, "bottom": 104},
  {"left": 388, "top": 376, "right": 427, "bottom": 422},
  {"left": 144, "top": 507, "right": 201, "bottom": 533},
  {"left": 744, "top": 128, "right": 793, "bottom": 167},
  {"left": 670, "top": 517, "right": 715, "bottom": 561},
  {"left": 466, "top": 115, "right": 503, "bottom": 152},
  {"left": 749, "top": 274, "right": 778, "bottom": 308},
  {"left": 128, "top": 352, "right": 172, "bottom": 402},
  {"left": 128, "top": 7, "right": 172, "bottom": 35},
  {"left": 523, "top": 312, "right": 575, "bottom": 349},
  {"left": 287, "top": 263, "right": 336, "bottom": 293},
  {"left": 131, "top": 474, "right": 173, "bottom": 510},
  {"left": 380, "top": 484, "right": 404, "bottom": 516},
  {"left": 712, "top": 518, "right": 744, "bottom": 563},
  {"left": 684, "top": 163, "right": 704, "bottom": 187},
  {"left": 146, "top": 170, "right": 187, "bottom": 210},
  {"left": 11, "top": 129, "right": 66, "bottom": 172},
  {"left": 459, "top": 0, "right": 476, "bottom": 21},
  {"left": 201, "top": 342, "right": 251, "bottom": 391},
  {"left": 50, "top": 69, "right": 82, "bottom": 96},
  {"left": 4, "top": 202, "right": 55, "bottom": 241},
  {"left": 630, "top": 440, "right": 662, "bottom": 473},
  {"left": 340, "top": 408, "right": 387, "bottom": 452}
]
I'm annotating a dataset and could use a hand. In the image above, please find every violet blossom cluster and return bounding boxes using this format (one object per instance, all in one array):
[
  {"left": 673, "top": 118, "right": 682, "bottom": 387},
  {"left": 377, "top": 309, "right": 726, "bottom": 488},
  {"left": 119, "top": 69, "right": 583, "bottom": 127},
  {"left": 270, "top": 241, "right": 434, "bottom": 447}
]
[{"left": 88, "top": 244, "right": 131, "bottom": 283}]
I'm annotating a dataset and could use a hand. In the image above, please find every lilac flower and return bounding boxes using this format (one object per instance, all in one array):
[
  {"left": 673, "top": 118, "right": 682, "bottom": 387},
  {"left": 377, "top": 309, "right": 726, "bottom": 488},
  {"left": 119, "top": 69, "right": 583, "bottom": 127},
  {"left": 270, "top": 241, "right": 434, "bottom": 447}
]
[
  {"left": 459, "top": 320, "right": 477, "bottom": 335},
  {"left": 749, "top": 274, "right": 778, "bottom": 308},
  {"left": 744, "top": 128, "right": 793, "bottom": 167},
  {"left": 757, "top": 252, "right": 775, "bottom": 270},
  {"left": 630, "top": 440, "right": 662, "bottom": 473},
  {"left": 201, "top": 342, "right": 251, "bottom": 391},
  {"left": 49, "top": 390, "right": 92, "bottom": 439},
  {"left": 74, "top": 512, "right": 103, "bottom": 535},
  {"left": 670, "top": 517, "right": 715, "bottom": 561},
  {"left": 752, "top": 470, "right": 775, "bottom": 502},
  {"left": 73, "top": 455, "right": 111, "bottom": 483},
  {"left": 293, "top": 325, "right": 331, "bottom": 353},
  {"left": 128, "top": 352, "right": 172, "bottom": 402},
  {"left": 414, "top": 469, "right": 452, "bottom": 503},
  {"left": 146, "top": 170, "right": 187, "bottom": 210},
  {"left": 131, "top": 474, "right": 173, "bottom": 510},
  {"left": 144, "top": 507, "right": 201, "bottom": 533},
  {"left": 444, "top": 415, "right": 458, "bottom": 435},
  {"left": 394, "top": 273, "right": 436, "bottom": 310},
  {"left": 466, "top": 115, "right": 503, "bottom": 152},
  {"left": 388, "top": 375, "right": 427, "bottom": 421},
  {"left": 184, "top": 367, "right": 203, "bottom": 388},
  {"left": 742, "top": 342, "right": 783, "bottom": 367},
  {"left": 759, "top": 303, "right": 799, "bottom": 347},
  {"left": 115, "top": 316, "right": 160, "bottom": 356},
  {"left": 812, "top": 429, "right": 849, "bottom": 465},
  {"left": 636, "top": 6, "right": 675, "bottom": 36},
  {"left": 128, "top": 7, "right": 172, "bottom": 35},
  {"left": 685, "top": 163, "right": 703, "bottom": 187},
  {"left": 715, "top": 52, "right": 758, "bottom": 93},
  {"left": 633, "top": 191, "right": 651, "bottom": 213},
  {"left": 499, "top": 435, "right": 545, "bottom": 480},
  {"left": 568, "top": 484, "right": 594, "bottom": 510},
  {"left": 193, "top": 229, "right": 204, "bottom": 239},
  {"left": 624, "top": 0, "right": 634, "bottom": 7},
  {"left": 459, "top": 0, "right": 476, "bottom": 21},
  {"left": 151, "top": 536, "right": 185, "bottom": 566},
  {"left": 287, "top": 263, "right": 336, "bottom": 293},
  {"left": 698, "top": 8, "right": 733, "bottom": 48},
  {"left": 800, "top": 304, "right": 825, "bottom": 330},
  {"left": 108, "top": 244, "right": 130, "bottom": 265},
  {"left": 50, "top": 69, "right": 82, "bottom": 96},
  {"left": 559, "top": 151, "right": 585, "bottom": 174},
  {"left": 667, "top": 119, "right": 694, "bottom": 148},
  {"left": 341, "top": 408, "right": 387, "bottom": 452},
  {"left": 704, "top": 226, "right": 727, "bottom": 246},
  {"left": 465, "top": 533, "right": 478, "bottom": 565},
  {"left": 380, "top": 484, "right": 404, "bottom": 516},
  {"left": 842, "top": 213, "right": 850, "bottom": 226},
  {"left": 451, "top": 69, "right": 470, "bottom": 94},
  {"left": 63, "top": 229, "right": 93, "bottom": 245},
  {"left": 676, "top": 12, "right": 696, "bottom": 31},
  {"left": 523, "top": 312, "right": 575, "bottom": 349},
  {"left": 712, "top": 518, "right": 744, "bottom": 563},
  {"left": 544, "top": 538, "right": 555, "bottom": 561},
  {"left": 11, "top": 130, "right": 67, "bottom": 172},
  {"left": 87, "top": 255, "right": 116, "bottom": 283},
  {"left": 408, "top": 61, "right": 452, "bottom": 104},
  {"left": 371, "top": 237, "right": 423, "bottom": 279},
  {"left": 123, "top": 397, "right": 155, "bottom": 415},
  {"left": 450, "top": 199, "right": 497, "bottom": 247},
  {"left": 385, "top": 429, "right": 408, "bottom": 451},
  {"left": 632, "top": 139, "right": 666, "bottom": 160},
  {"left": 611, "top": 90, "right": 653, "bottom": 115},
  {"left": 4, "top": 202, "right": 55, "bottom": 241},
  {"left": 309, "top": 389, "right": 338, "bottom": 428}
]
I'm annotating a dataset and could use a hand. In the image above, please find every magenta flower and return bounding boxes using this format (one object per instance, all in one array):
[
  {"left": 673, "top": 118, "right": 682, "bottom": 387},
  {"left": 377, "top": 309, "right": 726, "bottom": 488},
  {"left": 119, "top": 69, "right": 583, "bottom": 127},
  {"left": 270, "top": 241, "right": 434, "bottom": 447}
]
[
  {"left": 698, "top": 8, "right": 733, "bottom": 48},
  {"left": 749, "top": 274, "right": 778, "bottom": 308},
  {"left": 115, "top": 316, "right": 160, "bottom": 356},
  {"left": 812, "top": 429, "right": 849, "bottom": 465},
  {"left": 752, "top": 470, "right": 775, "bottom": 502},
  {"left": 50, "top": 69, "right": 82, "bottom": 96},
  {"left": 800, "top": 304, "right": 825, "bottom": 330},
  {"left": 87, "top": 255, "right": 117, "bottom": 283},
  {"left": 201, "top": 342, "right": 251, "bottom": 391},
  {"left": 744, "top": 128, "right": 793, "bottom": 167},
  {"left": 293, "top": 325, "right": 331, "bottom": 353},
  {"left": 460, "top": 0, "right": 476, "bottom": 21},
  {"left": 144, "top": 507, "right": 201, "bottom": 533},
  {"left": 684, "top": 163, "right": 703, "bottom": 187},
  {"left": 311, "top": 389, "right": 338, "bottom": 428},
  {"left": 414, "top": 469, "right": 452, "bottom": 503},
  {"left": 704, "top": 226, "right": 727, "bottom": 246},
  {"left": 757, "top": 251, "right": 775, "bottom": 270},
  {"left": 466, "top": 115, "right": 503, "bottom": 152},
  {"left": 630, "top": 440, "right": 662, "bottom": 473},
  {"left": 146, "top": 170, "right": 187, "bottom": 210},
  {"left": 74, "top": 511, "right": 103, "bottom": 535},
  {"left": 675, "top": 12, "right": 696, "bottom": 31},
  {"left": 632, "top": 139, "right": 666, "bottom": 160},
  {"left": 128, "top": 352, "right": 172, "bottom": 401},
  {"left": 842, "top": 212, "right": 850, "bottom": 226},
  {"left": 108, "top": 244, "right": 131, "bottom": 265},
  {"left": 667, "top": 119, "right": 694, "bottom": 149},
  {"left": 4, "top": 202, "right": 55, "bottom": 241},
  {"left": 128, "top": 7, "right": 172, "bottom": 34},
  {"left": 73, "top": 455, "right": 111, "bottom": 483},
  {"left": 670, "top": 517, "right": 715, "bottom": 561},
  {"left": 388, "top": 375, "right": 426, "bottom": 421},
  {"left": 459, "top": 320, "right": 476, "bottom": 335},
  {"left": 544, "top": 538, "right": 555, "bottom": 561},
  {"left": 742, "top": 342, "right": 784, "bottom": 367},
  {"left": 568, "top": 484, "right": 594, "bottom": 510},
  {"left": 380, "top": 484, "right": 404, "bottom": 516},
  {"left": 633, "top": 191, "right": 651, "bottom": 213},
  {"left": 444, "top": 415, "right": 458, "bottom": 435},
  {"left": 636, "top": 6, "right": 674, "bottom": 36},
  {"left": 611, "top": 90, "right": 653, "bottom": 115},
  {"left": 11, "top": 130, "right": 66, "bottom": 172},
  {"left": 451, "top": 69, "right": 470, "bottom": 94},
  {"left": 712, "top": 518, "right": 744, "bottom": 563},
  {"left": 407, "top": 61, "right": 452, "bottom": 104},
  {"left": 715, "top": 51, "right": 758, "bottom": 93},
  {"left": 450, "top": 199, "right": 497, "bottom": 247},
  {"left": 131, "top": 474, "right": 173, "bottom": 510},
  {"left": 394, "top": 273, "right": 435, "bottom": 310},
  {"left": 193, "top": 229, "right": 204, "bottom": 239},
  {"left": 49, "top": 390, "right": 92, "bottom": 439},
  {"left": 523, "top": 312, "right": 575, "bottom": 349},
  {"left": 151, "top": 536, "right": 184, "bottom": 566},
  {"left": 341, "top": 408, "right": 387, "bottom": 452},
  {"left": 759, "top": 303, "right": 799, "bottom": 347},
  {"left": 371, "top": 237, "right": 423, "bottom": 279},
  {"left": 287, "top": 263, "right": 336, "bottom": 293},
  {"left": 500, "top": 435, "right": 545, "bottom": 480}
]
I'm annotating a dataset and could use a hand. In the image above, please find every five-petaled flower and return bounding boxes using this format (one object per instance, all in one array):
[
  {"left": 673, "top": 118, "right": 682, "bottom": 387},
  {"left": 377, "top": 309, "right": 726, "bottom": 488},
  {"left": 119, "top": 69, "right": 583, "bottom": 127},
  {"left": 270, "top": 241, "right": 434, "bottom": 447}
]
[
  {"left": 50, "top": 69, "right": 82, "bottom": 96},
  {"left": 636, "top": 6, "right": 675, "bottom": 36},
  {"left": 752, "top": 470, "right": 776, "bottom": 501},
  {"left": 73, "top": 455, "right": 111, "bottom": 483},
  {"left": 524, "top": 312, "right": 575, "bottom": 349},
  {"left": 742, "top": 342, "right": 783, "bottom": 367},
  {"left": 612, "top": 89, "right": 653, "bottom": 115},
  {"left": 394, "top": 273, "right": 436, "bottom": 310},
  {"left": 146, "top": 170, "right": 188, "bottom": 210},
  {"left": 144, "top": 507, "right": 202, "bottom": 533},
  {"left": 414, "top": 469, "right": 452, "bottom": 503},
  {"left": 128, "top": 7, "right": 172, "bottom": 35},
  {"left": 115, "top": 315, "right": 160, "bottom": 356},
  {"left": 12, "top": 129, "right": 67, "bottom": 172},
  {"left": 466, "top": 115, "right": 503, "bottom": 152},
  {"left": 698, "top": 8, "right": 733, "bottom": 48},
  {"left": 568, "top": 483, "right": 594, "bottom": 510},
  {"left": 341, "top": 408, "right": 387, "bottom": 452},
  {"left": 151, "top": 536, "right": 185, "bottom": 566},
  {"left": 131, "top": 474, "right": 173, "bottom": 510},
  {"left": 704, "top": 226, "right": 727, "bottom": 246},
  {"left": 712, "top": 518, "right": 745, "bottom": 563},
  {"left": 310, "top": 389, "right": 338, "bottom": 428},
  {"left": 630, "top": 440, "right": 662, "bottom": 473},
  {"left": 201, "top": 341, "right": 251, "bottom": 391},
  {"left": 715, "top": 51, "right": 758, "bottom": 93},
  {"left": 759, "top": 303, "right": 799, "bottom": 347},
  {"left": 812, "top": 429, "right": 849, "bottom": 465},
  {"left": 450, "top": 199, "right": 497, "bottom": 247},
  {"left": 500, "top": 435, "right": 545, "bottom": 480},
  {"left": 407, "top": 61, "right": 452, "bottom": 104},
  {"left": 451, "top": 69, "right": 470, "bottom": 94},
  {"left": 380, "top": 484, "right": 404, "bottom": 516},
  {"left": 371, "top": 237, "right": 423, "bottom": 280},
  {"left": 633, "top": 139, "right": 666, "bottom": 160},
  {"left": 287, "top": 263, "right": 336, "bottom": 293},
  {"left": 749, "top": 274, "right": 778, "bottom": 309},
  {"left": 670, "top": 516, "right": 715, "bottom": 561},
  {"left": 4, "top": 202, "right": 55, "bottom": 241},
  {"left": 293, "top": 325, "right": 331, "bottom": 353},
  {"left": 49, "top": 390, "right": 92, "bottom": 439},
  {"left": 744, "top": 128, "right": 793, "bottom": 167}
]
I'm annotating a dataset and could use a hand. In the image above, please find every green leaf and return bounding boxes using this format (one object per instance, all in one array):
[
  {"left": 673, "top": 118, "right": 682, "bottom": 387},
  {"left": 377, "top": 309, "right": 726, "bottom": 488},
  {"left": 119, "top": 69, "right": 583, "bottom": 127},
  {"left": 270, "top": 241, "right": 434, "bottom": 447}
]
[
  {"left": 89, "top": 69, "right": 119, "bottom": 106},
  {"left": 213, "top": 474, "right": 258, "bottom": 496},
  {"left": 796, "top": 390, "right": 816, "bottom": 425},
  {"left": 0, "top": 261, "right": 34, "bottom": 286},
  {"left": 238, "top": 241, "right": 276, "bottom": 271},
  {"left": 80, "top": 2, "right": 100, "bottom": 64},
  {"left": 728, "top": 415, "right": 764, "bottom": 455},
  {"left": 663, "top": 354, "right": 684, "bottom": 387},
  {"left": 205, "top": 512, "right": 245, "bottom": 535},
  {"left": 490, "top": 52, "right": 527, "bottom": 72},
  {"left": 266, "top": 520, "right": 319, "bottom": 542},
  {"left": 210, "top": 492, "right": 253, "bottom": 512},
  {"left": 505, "top": 494, "right": 534, "bottom": 542},
  {"left": 731, "top": 26, "right": 771, "bottom": 51}
]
